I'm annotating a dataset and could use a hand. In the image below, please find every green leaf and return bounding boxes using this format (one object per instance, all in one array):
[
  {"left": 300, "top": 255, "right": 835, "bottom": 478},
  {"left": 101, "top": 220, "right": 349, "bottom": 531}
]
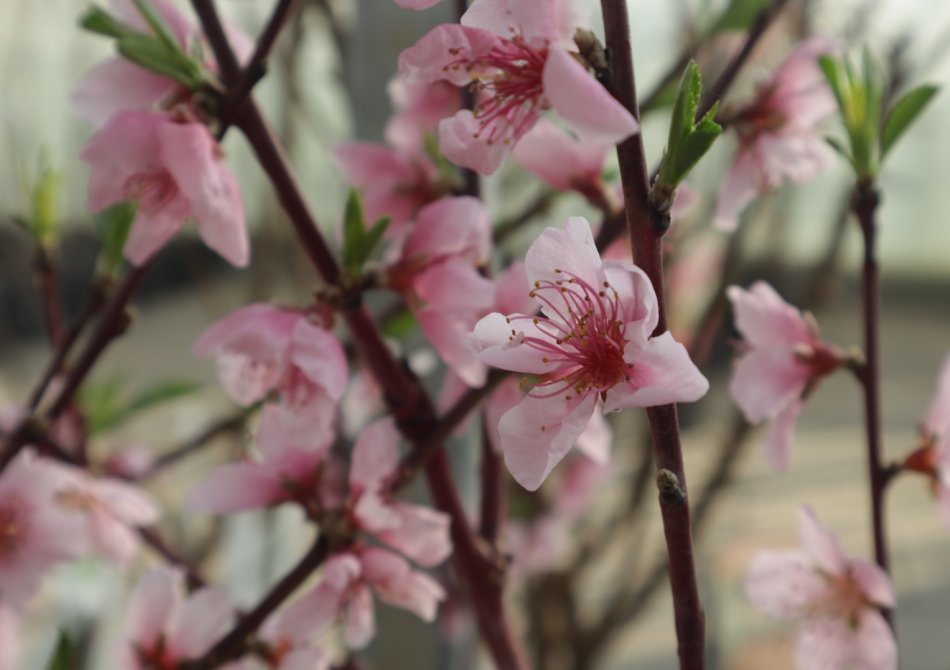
[
  {"left": 130, "top": 0, "right": 182, "bottom": 54},
  {"left": 712, "top": 0, "right": 772, "bottom": 32},
  {"left": 825, "top": 136, "right": 857, "bottom": 171},
  {"left": 80, "top": 377, "right": 201, "bottom": 434},
  {"left": 656, "top": 61, "right": 722, "bottom": 189},
  {"left": 341, "top": 190, "right": 366, "bottom": 269},
  {"left": 117, "top": 33, "right": 203, "bottom": 88},
  {"left": 382, "top": 308, "right": 418, "bottom": 339},
  {"left": 818, "top": 54, "right": 849, "bottom": 116},
  {"left": 881, "top": 84, "right": 939, "bottom": 157},
  {"left": 79, "top": 6, "right": 136, "bottom": 39},
  {"left": 356, "top": 216, "right": 391, "bottom": 267},
  {"left": 114, "top": 380, "right": 202, "bottom": 427},
  {"left": 95, "top": 201, "right": 136, "bottom": 277},
  {"left": 45, "top": 631, "right": 72, "bottom": 670}
]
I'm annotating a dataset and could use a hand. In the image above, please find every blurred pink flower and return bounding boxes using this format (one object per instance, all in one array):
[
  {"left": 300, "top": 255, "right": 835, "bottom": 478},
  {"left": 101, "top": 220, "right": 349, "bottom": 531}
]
[
  {"left": 398, "top": 0, "right": 638, "bottom": 174},
  {"left": 514, "top": 119, "right": 614, "bottom": 207},
  {"left": 121, "top": 567, "right": 234, "bottom": 668},
  {"left": 81, "top": 109, "right": 248, "bottom": 266},
  {"left": 727, "top": 281, "right": 845, "bottom": 470},
  {"left": 71, "top": 0, "right": 252, "bottom": 125},
  {"left": 714, "top": 38, "right": 838, "bottom": 231},
  {"left": 287, "top": 548, "right": 445, "bottom": 650},
  {"left": 745, "top": 506, "right": 896, "bottom": 670},
  {"left": 0, "top": 450, "right": 86, "bottom": 607},
  {"left": 349, "top": 418, "right": 452, "bottom": 567},
  {"left": 903, "top": 354, "right": 950, "bottom": 527},
  {"left": 385, "top": 78, "right": 461, "bottom": 151},
  {"left": 194, "top": 304, "right": 347, "bottom": 440},
  {"left": 469, "top": 217, "right": 708, "bottom": 490},
  {"left": 55, "top": 468, "right": 160, "bottom": 565}
]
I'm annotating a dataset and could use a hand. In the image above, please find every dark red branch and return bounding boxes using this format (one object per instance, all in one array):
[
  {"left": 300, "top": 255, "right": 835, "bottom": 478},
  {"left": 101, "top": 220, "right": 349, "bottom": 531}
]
[
  {"left": 600, "top": 1, "right": 705, "bottom": 668},
  {"left": 851, "top": 179, "right": 892, "bottom": 624},
  {"left": 33, "top": 246, "right": 65, "bottom": 346},
  {"left": 478, "top": 417, "right": 506, "bottom": 545}
]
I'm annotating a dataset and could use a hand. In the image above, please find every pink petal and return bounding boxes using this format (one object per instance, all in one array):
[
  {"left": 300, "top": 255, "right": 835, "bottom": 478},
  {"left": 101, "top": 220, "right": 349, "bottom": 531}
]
[
  {"left": 602, "top": 261, "right": 660, "bottom": 338},
  {"left": 439, "top": 110, "right": 513, "bottom": 175},
  {"left": 185, "top": 462, "right": 285, "bottom": 513},
  {"left": 543, "top": 47, "right": 639, "bottom": 145},
  {"left": 70, "top": 59, "right": 179, "bottom": 126},
  {"left": 798, "top": 505, "right": 847, "bottom": 576},
  {"left": 604, "top": 332, "right": 709, "bottom": 412},
  {"left": 744, "top": 549, "right": 829, "bottom": 618},
  {"left": 379, "top": 502, "right": 452, "bottom": 567},
  {"left": 127, "top": 567, "right": 182, "bottom": 651},
  {"left": 414, "top": 262, "right": 495, "bottom": 312},
  {"left": 398, "top": 25, "right": 501, "bottom": 87},
  {"left": 462, "top": 0, "right": 570, "bottom": 43},
  {"left": 574, "top": 409, "right": 612, "bottom": 465},
  {"left": 281, "top": 648, "right": 332, "bottom": 670},
  {"left": 492, "top": 261, "right": 533, "bottom": 315},
  {"left": 343, "top": 584, "right": 376, "bottom": 649},
  {"left": 353, "top": 492, "right": 402, "bottom": 533},
  {"left": 166, "top": 588, "right": 233, "bottom": 658},
  {"left": 524, "top": 216, "right": 603, "bottom": 296},
  {"left": 763, "top": 398, "right": 802, "bottom": 471},
  {"left": 713, "top": 148, "right": 760, "bottom": 232},
  {"left": 333, "top": 142, "right": 425, "bottom": 231},
  {"left": 796, "top": 612, "right": 897, "bottom": 670},
  {"left": 159, "top": 121, "right": 248, "bottom": 267},
  {"left": 849, "top": 558, "right": 896, "bottom": 608},
  {"left": 498, "top": 393, "right": 597, "bottom": 491},
  {"left": 123, "top": 201, "right": 191, "bottom": 265},
  {"left": 350, "top": 417, "right": 400, "bottom": 492},
  {"left": 395, "top": 0, "right": 442, "bottom": 7},
  {"left": 925, "top": 353, "right": 950, "bottom": 437},
  {"left": 730, "top": 349, "right": 809, "bottom": 423},
  {"left": 94, "top": 478, "right": 161, "bottom": 525},
  {"left": 361, "top": 548, "right": 445, "bottom": 622},
  {"left": 402, "top": 196, "right": 492, "bottom": 266},
  {"left": 290, "top": 318, "right": 349, "bottom": 403},
  {"left": 418, "top": 307, "right": 488, "bottom": 388},
  {"left": 0, "top": 606, "right": 19, "bottom": 670},
  {"left": 513, "top": 119, "right": 610, "bottom": 192},
  {"left": 469, "top": 312, "right": 560, "bottom": 374}
]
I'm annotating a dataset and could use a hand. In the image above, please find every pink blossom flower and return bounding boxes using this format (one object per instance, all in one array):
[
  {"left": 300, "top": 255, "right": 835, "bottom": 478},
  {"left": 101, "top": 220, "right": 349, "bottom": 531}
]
[
  {"left": 398, "top": 0, "right": 638, "bottom": 174},
  {"left": 193, "top": 304, "right": 348, "bottom": 440},
  {"left": 903, "top": 354, "right": 950, "bottom": 527},
  {"left": 349, "top": 418, "right": 452, "bottom": 566},
  {"left": 0, "top": 450, "right": 86, "bottom": 607},
  {"left": 54, "top": 468, "right": 160, "bottom": 566},
  {"left": 469, "top": 217, "right": 708, "bottom": 490},
  {"left": 286, "top": 548, "right": 445, "bottom": 650},
  {"left": 714, "top": 38, "right": 838, "bottom": 231},
  {"left": 727, "top": 281, "right": 845, "bottom": 470},
  {"left": 333, "top": 143, "right": 443, "bottom": 238},
  {"left": 80, "top": 109, "right": 248, "bottom": 266},
  {"left": 186, "top": 433, "right": 334, "bottom": 515},
  {"left": 121, "top": 566, "right": 234, "bottom": 668},
  {"left": 385, "top": 78, "right": 461, "bottom": 151},
  {"left": 745, "top": 506, "right": 897, "bottom": 670},
  {"left": 228, "top": 606, "right": 332, "bottom": 670},
  {"left": 71, "top": 0, "right": 252, "bottom": 125},
  {"left": 513, "top": 119, "right": 615, "bottom": 207}
]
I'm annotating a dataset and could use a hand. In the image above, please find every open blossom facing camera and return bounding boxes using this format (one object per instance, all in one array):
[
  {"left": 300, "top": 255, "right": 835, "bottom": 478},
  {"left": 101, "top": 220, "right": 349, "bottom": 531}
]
[
  {"left": 398, "top": 0, "right": 638, "bottom": 174},
  {"left": 81, "top": 109, "right": 248, "bottom": 266},
  {"left": 727, "top": 281, "right": 845, "bottom": 470},
  {"left": 469, "top": 217, "right": 708, "bottom": 490},
  {"left": 745, "top": 507, "right": 897, "bottom": 670},
  {"left": 714, "top": 38, "right": 838, "bottom": 230}
]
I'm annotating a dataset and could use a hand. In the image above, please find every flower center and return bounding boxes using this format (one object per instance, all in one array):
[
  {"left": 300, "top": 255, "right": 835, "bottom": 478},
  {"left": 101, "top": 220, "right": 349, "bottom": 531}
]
[
  {"left": 447, "top": 36, "right": 548, "bottom": 145},
  {"left": 0, "top": 497, "right": 27, "bottom": 557},
  {"left": 123, "top": 169, "right": 178, "bottom": 214},
  {"left": 511, "top": 270, "right": 630, "bottom": 399}
]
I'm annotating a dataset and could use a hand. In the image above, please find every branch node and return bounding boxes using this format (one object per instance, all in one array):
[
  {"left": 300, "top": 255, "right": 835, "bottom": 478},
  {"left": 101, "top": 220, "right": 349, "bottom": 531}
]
[{"left": 656, "top": 468, "right": 685, "bottom": 502}]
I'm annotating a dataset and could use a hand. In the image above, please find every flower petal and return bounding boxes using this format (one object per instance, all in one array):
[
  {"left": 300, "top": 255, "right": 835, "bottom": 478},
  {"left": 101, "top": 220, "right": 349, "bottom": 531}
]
[
  {"left": 498, "top": 393, "right": 597, "bottom": 491},
  {"left": 439, "top": 110, "right": 513, "bottom": 175},
  {"left": 744, "top": 549, "right": 828, "bottom": 618},
  {"left": 798, "top": 505, "right": 847, "bottom": 576},
  {"left": 350, "top": 417, "right": 400, "bottom": 492},
  {"left": 543, "top": 47, "right": 639, "bottom": 145},
  {"left": 763, "top": 398, "right": 803, "bottom": 471}
]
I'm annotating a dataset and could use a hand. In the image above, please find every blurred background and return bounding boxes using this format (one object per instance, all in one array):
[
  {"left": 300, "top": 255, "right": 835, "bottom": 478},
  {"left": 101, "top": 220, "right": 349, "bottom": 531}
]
[{"left": 1, "top": 0, "right": 949, "bottom": 668}]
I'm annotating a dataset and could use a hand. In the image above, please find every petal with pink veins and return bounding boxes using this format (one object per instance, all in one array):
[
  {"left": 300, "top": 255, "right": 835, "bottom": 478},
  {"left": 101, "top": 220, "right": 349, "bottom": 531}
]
[
  {"left": 398, "top": 25, "right": 500, "bottom": 86},
  {"left": 469, "top": 312, "right": 561, "bottom": 375},
  {"left": 439, "top": 110, "right": 513, "bottom": 175}
]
